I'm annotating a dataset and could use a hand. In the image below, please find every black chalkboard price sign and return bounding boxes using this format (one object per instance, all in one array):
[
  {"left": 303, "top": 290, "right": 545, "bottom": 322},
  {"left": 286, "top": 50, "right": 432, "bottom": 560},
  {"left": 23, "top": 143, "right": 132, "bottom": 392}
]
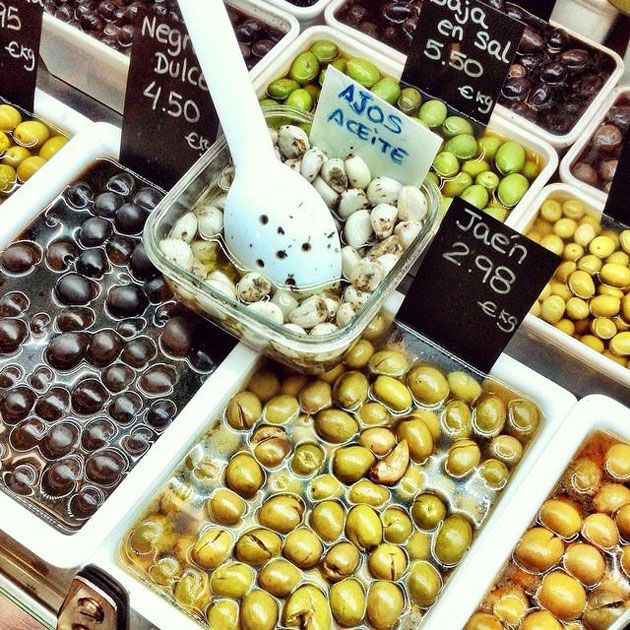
[
  {"left": 399, "top": 197, "right": 561, "bottom": 373},
  {"left": 603, "top": 131, "right": 630, "bottom": 229},
  {"left": 402, "top": 0, "right": 525, "bottom": 127},
  {"left": 0, "top": 0, "right": 44, "bottom": 112},
  {"left": 121, "top": 6, "right": 219, "bottom": 190}
]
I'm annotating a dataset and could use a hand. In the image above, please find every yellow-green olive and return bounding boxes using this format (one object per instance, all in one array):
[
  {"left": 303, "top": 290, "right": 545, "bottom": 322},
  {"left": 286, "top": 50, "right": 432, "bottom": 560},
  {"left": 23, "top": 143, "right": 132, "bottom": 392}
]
[
  {"left": 593, "top": 483, "right": 630, "bottom": 515},
  {"left": 39, "top": 135, "right": 67, "bottom": 160},
  {"left": 240, "top": 589, "right": 278, "bottom": 630},
  {"left": 465, "top": 612, "right": 503, "bottom": 630},
  {"left": 291, "top": 443, "right": 325, "bottom": 476},
  {"left": 563, "top": 457, "right": 601, "bottom": 497},
  {"left": 258, "top": 559, "right": 301, "bottom": 598},
  {"left": 473, "top": 395, "right": 506, "bottom": 436},
  {"left": 258, "top": 494, "right": 305, "bottom": 533},
  {"left": 235, "top": 528, "right": 282, "bottom": 566},
  {"left": 226, "top": 391, "right": 262, "bottom": 429},
  {"left": 357, "top": 401, "right": 391, "bottom": 426},
  {"left": 382, "top": 506, "right": 413, "bottom": 543},
  {"left": 368, "top": 350, "right": 409, "bottom": 377},
  {"left": 314, "top": 409, "right": 358, "bottom": 443},
  {"left": 540, "top": 499, "right": 582, "bottom": 539},
  {"left": 407, "top": 365, "right": 450, "bottom": 405},
  {"left": 281, "top": 373, "right": 309, "bottom": 397},
  {"left": 363, "top": 312, "right": 388, "bottom": 340},
  {"left": 359, "top": 427, "right": 396, "bottom": 456},
  {"left": 299, "top": 380, "right": 332, "bottom": 414},
  {"left": 447, "top": 371, "right": 482, "bottom": 404},
  {"left": 368, "top": 542, "right": 408, "bottom": 580},
  {"left": 148, "top": 557, "right": 181, "bottom": 586},
  {"left": 538, "top": 571, "right": 586, "bottom": 621},
  {"left": 563, "top": 543, "right": 605, "bottom": 587},
  {"left": 345, "top": 338, "right": 375, "bottom": 368},
  {"left": 366, "top": 581, "right": 405, "bottom": 630},
  {"left": 412, "top": 494, "right": 446, "bottom": 530},
  {"left": 616, "top": 503, "right": 630, "bottom": 539},
  {"left": 330, "top": 579, "right": 365, "bottom": 627},
  {"left": 14, "top": 120, "right": 50, "bottom": 148},
  {"left": 582, "top": 513, "right": 620, "bottom": 550},
  {"left": 283, "top": 585, "right": 332, "bottom": 630},
  {"left": 192, "top": 528, "right": 233, "bottom": 569},
  {"left": 129, "top": 514, "right": 175, "bottom": 554},
  {"left": 514, "top": 527, "right": 564, "bottom": 572},
  {"left": 407, "top": 560, "right": 442, "bottom": 608},
  {"left": 310, "top": 474, "right": 343, "bottom": 500},
  {"left": 248, "top": 369, "right": 281, "bottom": 402},
  {"left": 479, "top": 459, "right": 510, "bottom": 490},
  {"left": 488, "top": 435, "right": 523, "bottom": 467},
  {"left": 445, "top": 439, "right": 481, "bottom": 478},
  {"left": 207, "top": 599, "right": 240, "bottom": 630},
  {"left": 333, "top": 371, "right": 369, "bottom": 410},
  {"left": 321, "top": 542, "right": 361, "bottom": 582},
  {"left": 507, "top": 399, "right": 540, "bottom": 441},
  {"left": 319, "top": 363, "right": 345, "bottom": 385},
  {"left": 347, "top": 479, "right": 390, "bottom": 506},
  {"left": 373, "top": 375, "right": 413, "bottom": 412},
  {"left": 434, "top": 514, "right": 473, "bottom": 566},
  {"left": 345, "top": 505, "right": 383, "bottom": 551},
  {"left": 174, "top": 569, "right": 211, "bottom": 611},
  {"left": 601, "top": 262, "right": 630, "bottom": 288},
  {"left": 488, "top": 585, "right": 528, "bottom": 626},
  {"left": 332, "top": 446, "right": 376, "bottom": 483},
  {"left": 583, "top": 588, "right": 627, "bottom": 630},
  {"left": 283, "top": 528, "right": 323, "bottom": 568},
  {"left": 210, "top": 562, "right": 255, "bottom": 598},
  {"left": 520, "top": 610, "right": 562, "bottom": 630},
  {"left": 407, "top": 531, "right": 432, "bottom": 560},
  {"left": 310, "top": 500, "right": 346, "bottom": 542},
  {"left": 396, "top": 416, "right": 434, "bottom": 462},
  {"left": 605, "top": 443, "right": 630, "bottom": 481},
  {"left": 207, "top": 488, "right": 246, "bottom": 526},
  {"left": 442, "top": 400, "right": 472, "bottom": 439},
  {"left": 226, "top": 453, "right": 264, "bottom": 498},
  {"left": 171, "top": 534, "right": 196, "bottom": 566},
  {"left": 252, "top": 425, "right": 291, "bottom": 468},
  {"left": 263, "top": 395, "right": 299, "bottom": 424},
  {"left": 0, "top": 104, "right": 21, "bottom": 131}
]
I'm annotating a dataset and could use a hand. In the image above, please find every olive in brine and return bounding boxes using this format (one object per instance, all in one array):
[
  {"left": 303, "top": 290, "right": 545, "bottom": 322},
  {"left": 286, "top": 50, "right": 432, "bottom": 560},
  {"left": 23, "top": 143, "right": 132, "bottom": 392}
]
[
  {"left": 258, "top": 494, "right": 305, "bottom": 534},
  {"left": 263, "top": 394, "right": 299, "bottom": 424},
  {"left": 174, "top": 569, "right": 211, "bottom": 612},
  {"left": 434, "top": 514, "right": 473, "bottom": 566},
  {"left": 368, "top": 542, "right": 408, "bottom": 580},
  {"left": 359, "top": 427, "right": 396, "bottom": 456},
  {"left": 412, "top": 494, "right": 446, "bottom": 530},
  {"left": 616, "top": 503, "right": 630, "bottom": 539},
  {"left": 407, "top": 560, "right": 442, "bottom": 608},
  {"left": 563, "top": 457, "right": 601, "bottom": 497},
  {"left": 148, "top": 557, "right": 181, "bottom": 587},
  {"left": 235, "top": 528, "right": 282, "bottom": 566},
  {"left": 281, "top": 373, "right": 309, "bottom": 397},
  {"left": 445, "top": 439, "right": 481, "bottom": 478},
  {"left": 581, "top": 513, "right": 620, "bottom": 550},
  {"left": 345, "top": 505, "right": 383, "bottom": 551},
  {"left": 332, "top": 446, "right": 376, "bottom": 483},
  {"left": 248, "top": 369, "right": 281, "bottom": 402},
  {"left": 473, "top": 395, "right": 506, "bottom": 437},
  {"left": 514, "top": 527, "right": 564, "bottom": 572},
  {"left": 407, "top": 531, "right": 432, "bottom": 561},
  {"left": 520, "top": 611, "right": 561, "bottom": 630},
  {"left": 252, "top": 425, "right": 291, "bottom": 468},
  {"left": 226, "top": 452, "right": 264, "bottom": 498},
  {"left": 447, "top": 371, "right": 482, "bottom": 404},
  {"left": 283, "top": 585, "right": 332, "bottom": 630},
  {"left": 240, "top": 589, "right": 278, "bottom": 630},
  {"left": 226, "top": 390, "right": 261, "bottom": 430},
  {"left": 563, "top": 543, "right": 605, "bottom": 587},
  {"left": 465, "top": 612, "right": 503, "bottom": 630},
  {"left": 207, "top": 488, "right": 246, "bottom": 526},
  {"left": 208, "top": 599, "right": 240, "bottom": 630},
  {"left": 583, "top": 588, "right": 627, "bottom": 630},
  {"left": 537, "top": 571, "right": 586, "bottom": 621},
  {"left": 605, "top": 442, "right": 630, "bottom": 481},
  {"left": 368, "top": 350, "right": 409, "bottom": 377},
  {"left": 507, "top": 399, "right": 540, "bottom": 441},
  {"left": 479, "top": 459, "right": 510, "bottom": 490},
  {"left": 357, "top": 401, "right": 391, "bottom": 426},
  {"left": 314, "top": 408, "right": 358, "bottom": 443},
  {"left": 488, "top": 435, "right": 523, "bottom": 467},
  {"left": 539, "top": 498, "right": 582, "bottom": 539},
  {"left": 330, "top": 579, "right": 366, "bottom": 627},
  {"left": 129, "top": 514, "right": 175, "bottom": 555},
  {"left": 310, "top": 474, "right": 343, "bottom": 500},
  {"left": 345, "top": 339, "right": 375, "bottom": 369},
  {"left": 383, "top": 506, "right": 413, "bottom": 543},
  {"left": 258, "top": 558, "right": 301, "bottom": 598},
  {"left": 321, "top": 541, "right": 361, "bottom": 582},
  {"left": 191, "top": 528, "right": 233, "bottom": 570},
  {"left": 348, "top": 479, "right": 390, "bottom": 506},
  {"left": 442, "top": 400, "right": 472, "bottom": 439},
  {"left": 487, "top": 585, "right": 528, "bottom": 627},
  {"left": 395, "top": 416, "right": 434, "bottom": 462},
  {"left": 291, "top": 443, "right": 325, "bottom": 476},
  {"left": 283, "top": 528, "right": 323, "bottom": 569},
  {"left": 407, "top": 365, "right": 449, "bottom": 405},
  {"left": 366, "top": 581, "right": 405, "bottom": 630},
  {"left": 210, "top": 562, "right": 255, "bottom": 598},
  {"left": 300, "top": 380, "right": 332, "bottom": 414},
  {"left": 310, "top": 500, "right": 345, "bottom": 542},
  {"left": 333, "top": 371, "right": 369, "bottom": 410},
  {"left": 593, "top": 482, "right": 630, "bottom": 515},
  {"left": 373, "top": 375, "right": 413, "bottom": 412}
]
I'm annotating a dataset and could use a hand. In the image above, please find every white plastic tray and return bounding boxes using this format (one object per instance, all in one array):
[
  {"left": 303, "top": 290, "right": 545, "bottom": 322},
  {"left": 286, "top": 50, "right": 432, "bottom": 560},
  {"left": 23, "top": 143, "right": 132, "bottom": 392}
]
[
  {"left": 429, "top": 394, "right": 630, "bottom": 629},
  {"left": 40, "top": 0, "right": 300, "bottom": 114},
  {"left": 560, "top": 86, "right": 630, "bottom": 205},
  {"left": 264, "top": 0, "right": 334, "bottom": 27},
  {"left": 551, "top": 0, "right": 619, "bottom": 44},
  {"left": 324, "top": 1, "right": 624, "bottom": 149},
  {"left": 254, "top": 26, "right": 558, "bottom": 223},
  {"left": 89, "top": 288, "right": 576, "bottom": 630},
  {"left": 32, "top": 88, "right": 91, "bottom": 136},
  {"left": 509, "top": 182, "right": 630, "bottom": 390}
]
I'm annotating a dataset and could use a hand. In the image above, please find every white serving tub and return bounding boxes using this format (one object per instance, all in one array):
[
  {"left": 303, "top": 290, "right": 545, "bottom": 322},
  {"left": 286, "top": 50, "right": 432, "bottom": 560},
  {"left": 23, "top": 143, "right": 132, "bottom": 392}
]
[
  {"left": 551, "top": 0, "right": 619, "bottom": 44},
  {"left": 509, "top": 182, "right": 630, "bottom": 390},
  {"left": 264, "top": 0, "right": 334, "bottom": 28},
  {"left": 560, "top": 86, "right": 630, "bottom": 205},
  {"left": 255, "top": 26, "right": 558, "bottom": 223},
  {"left": 324, "top": 0, "right": 624, "bottom": 149},
  {"left": 40, "top": 0, "right": 299, "bottom": 114},
  {"left": 429, "top": 394, "right": 630, "bottom": 629}
]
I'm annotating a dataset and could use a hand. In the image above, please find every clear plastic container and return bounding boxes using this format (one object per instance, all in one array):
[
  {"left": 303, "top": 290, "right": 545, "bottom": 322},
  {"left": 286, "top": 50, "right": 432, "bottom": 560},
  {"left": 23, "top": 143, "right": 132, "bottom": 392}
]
[{"left": 144, "top": 107, "right": 441, "bottom": 374}]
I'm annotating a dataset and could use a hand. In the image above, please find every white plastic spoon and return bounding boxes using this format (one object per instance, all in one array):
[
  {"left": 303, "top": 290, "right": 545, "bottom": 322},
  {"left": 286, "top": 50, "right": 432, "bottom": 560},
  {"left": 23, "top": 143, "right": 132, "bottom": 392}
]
[{"left": 177, "top": 0, "right": 342, "bottom": 291}]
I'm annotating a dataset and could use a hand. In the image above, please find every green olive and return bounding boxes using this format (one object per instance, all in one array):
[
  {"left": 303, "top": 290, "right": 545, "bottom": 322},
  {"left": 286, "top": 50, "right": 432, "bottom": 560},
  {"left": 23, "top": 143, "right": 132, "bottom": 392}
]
[
  {"left": 310, "top": 500, "right": 346, "bottom": 542},
  {"left": 226, "top": 391, "right": 262, "bottom": 429},
  {"left": 419, "top": 99, "right": 448, "bottom": 128},
  {"left": 248, "top": 370, "right": 280, "bottom": 402},
  {"left": 434, "top": 514, "right": 473, "bottom": 566},
  {"left": 283, "top": 585, "right": 332, "bottom": 630},
  {"left": 563, "top": 543, "right": 605, "bottom": 587},
  {"left": 442, "top": 399, "right": 472, "bottom": 439},
  {"left": 357, "top": 401, "right": 391, "bottom": 426},
  {"left": 14, "top": 120, "right": 50, "bottom": 148},
  {"left": 398, "top": 86, "right": 422, "bottom": 116},
  {"left": 258, "top": 494, "right": 305, "bottom": 533},
  {"left": 38, "top": 134, "right": 67, "bottom": 160},
  {"left": 373, "top": 375, "right": 413, "bottom": 412},
  {"left": 359, "top": 427, "right": 396, "bottom": 456},
  {"left": 191, "top": 528, "right": 233, "bottom": 569},
  {"left": 344, "top": 338, "right": 375, "bottom": 368},
  {"left": 562, "top": 457, "right": 601, "bottom": 497},
  {"left": 171, "top": 535, "right": 196, "bottom": 566},
  {"left": 539, "top": 498, "right": 582, "bottom": 539},
  {"left": 290, "top": 51, "right": 320, "bottom": 85},
  {"left": 407, "top": 365, "right": 450, "bottom": 405},
  {"left": 240, "top": 589, "right": 279, "bottom": 630},
  {"left": 17, "top": 155, "right": 45, "bottom": 182},
  {"left": 382, "top": 506, "right": 413, "bottom": 543},
  {"left": 314, "top": 408, "right": 358, "bottom": 443},
  {"left": 291, "top": 443, "right": 325, "bottom": 476},
  {"left": 488, "top": 435, "right": 523, "bottom": 467},
  {"left": 368, "top": 350, "right": 409, "bottom": 377},
  {"left": 407, "top": 560, "right": 442, "bottom": 607},
  {"left": 345, "top": 505, "right": 383, "bottom": 551},
  {"left": 258, "top": 558, "right": 301, "bottom": 598},
  {"left": 310, "top": 474, "right": 343, "bottom": 500},
  {"left": 210, "top": 562, "right": 255, "bottom": 598},
  {"left": 368, "top": 542, "right": 408, "bottom": 580},
  {"left": 129, "top": 514, "right": 175, "bottom": 554},
  {"left": 347, "top": 479, "right": 390, "bottom": 506},
  {"left": 268, "top": 78, "right": 300, "bottom": 100},
  {"left": 538, "top": 571, "right": 586, "bottom": 622},
  {"left": 514, "top": 527, "right": 564, "bottom": 572},
  {"left": 235, "top": 528, "right": 282, "bottom": 566},
  {"left": 148, "top": 557, "right": 181, "bottom": 586},
  {"left": 473, "top": 395, "right": 506, "bottom": 436},
  {"left": 226, "top": 452, "right": 264, "bottom": 498},
  {"left": 395, "top": 416, "right": 434, "bottom": 462},
  {"left": 332, "top": 446, "right": 376, "bottom": 483},
  {"left": 366, "top": 581, "right": 405, "bottom": 630},
  {"left": 283, "top": 528, "right": 323, "bottom": 568},
  {"left": 174, "top": 569, "right": 211, "bottom": 612},
  {"left": 281, "top": 374, "right": 310, "bottom": 397},
  {"left": 252, "top": 425, "right": 291, "bottom": 468},
  {"left": 445, "top": 134, "right": 478, "bottom": 160},
  {"left": 333, "top": 371, "right": 369, "bottom": 410},
  {"left": 263, "top": 394, "right": 299, "bottom": 424},
  {"left": 346, "top": 57, "right": 381, "bottom": 88},
  {"left": 0, "top": 104, "right": 22, "bottom": 131},
  {"left": 479, "top": 459, "right": 510, "bottom": 490},
  {"left": 330, "top": 579, "right": 366, "bottom": 627},
  {"left": 442, "top": 172, "right": 473, "bottom": 197},
  {"left": 207, "top": 488, "right": 246, "bottom": 526},
  {"left": 497, "top": 173, "right": 529, "bottom": 208},
  {"left": 412, "top": 493, "right": 446, "bottom": 530},
  {"left": 583, "top": 588, "right": 626, "bottom": 630},
  {"left": 300, "top": 380, "right": 332, "bottom": 414},
  {"left": 445, "top": 439, "right": 481, "bottom": 478},
  {"left": 495, "top": 141, "right": 526, "bottom": 175},
  {"left": 309, "top": 40, "right": 339, "bottom": 63},
  {"left": 321, "top": 541, "right": 361, "bottom": 582},
  {"left": 407, "top": 531, "right": 432, "bottom": 561},
  {"left": 507, "top": 399, "right": 540, "bottom": 441},
  {"left": 207, "top": 599, "right": 240, "bottom": 630}
]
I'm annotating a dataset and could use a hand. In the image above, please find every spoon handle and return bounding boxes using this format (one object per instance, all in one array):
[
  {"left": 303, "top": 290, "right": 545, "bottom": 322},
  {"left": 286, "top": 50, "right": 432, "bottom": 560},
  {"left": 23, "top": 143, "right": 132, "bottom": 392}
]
[{"left": 177, "top": 0, "right": 277, "bottom": 169}]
